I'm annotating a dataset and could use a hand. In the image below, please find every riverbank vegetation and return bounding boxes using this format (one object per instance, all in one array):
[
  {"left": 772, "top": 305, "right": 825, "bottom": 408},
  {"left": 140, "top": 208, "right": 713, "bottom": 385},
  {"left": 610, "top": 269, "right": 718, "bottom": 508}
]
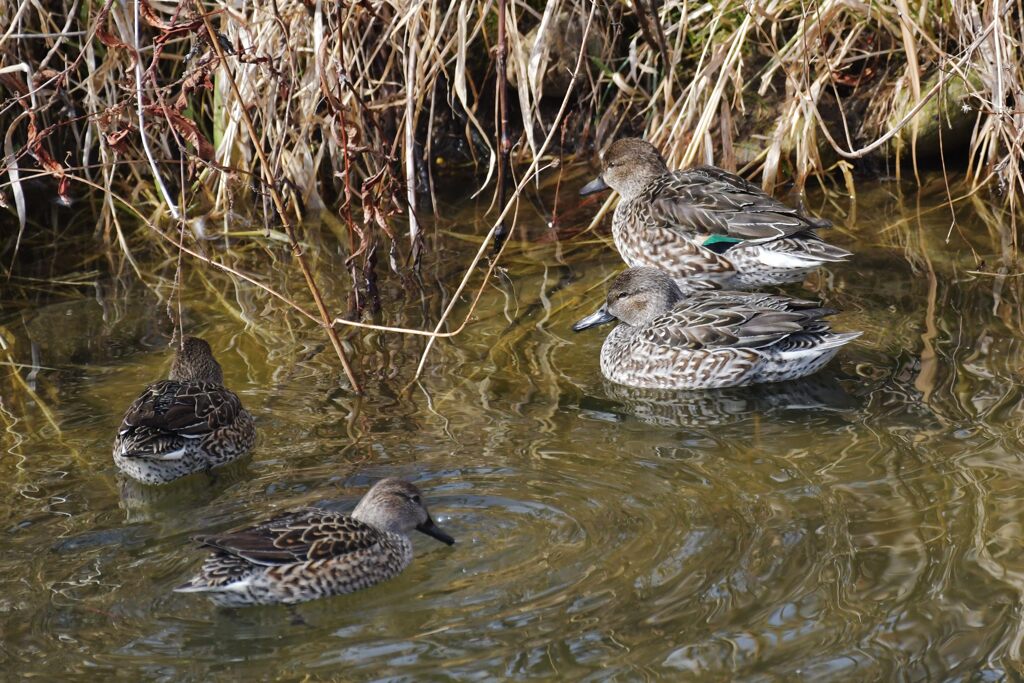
[{"left": 2, "top": 0, "right": 1023, "bottom": 385}]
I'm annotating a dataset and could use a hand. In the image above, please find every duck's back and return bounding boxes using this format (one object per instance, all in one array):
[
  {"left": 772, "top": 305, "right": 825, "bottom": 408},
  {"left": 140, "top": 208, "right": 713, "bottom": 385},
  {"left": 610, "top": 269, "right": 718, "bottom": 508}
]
[
  {"left": 113, "top": 379, "right": 254, "bottom": 483},
  {"left": 176, "top": 509, "right": 414, "bottom": 606},
  {"left": 640, "top": 167, "right": 831, "bottom": 244}
]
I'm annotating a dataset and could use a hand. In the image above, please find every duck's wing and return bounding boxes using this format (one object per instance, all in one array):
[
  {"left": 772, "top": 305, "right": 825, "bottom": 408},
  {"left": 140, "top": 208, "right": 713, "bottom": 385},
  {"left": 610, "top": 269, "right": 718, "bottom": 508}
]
[
  {"left": 115, "top": 380, "right": 245, "bottom": 459},
  {"left": 646, "top": 167, "right": 831, "bottom": 243},
  {"left": 686, "top": 290, "right": 834, "bottom": 316},
  {"left": 640, "top": 293, "right": 832, "bottom": 350},
  {"left": 195, "top": 509, "right": 385, "bottom": 566}
]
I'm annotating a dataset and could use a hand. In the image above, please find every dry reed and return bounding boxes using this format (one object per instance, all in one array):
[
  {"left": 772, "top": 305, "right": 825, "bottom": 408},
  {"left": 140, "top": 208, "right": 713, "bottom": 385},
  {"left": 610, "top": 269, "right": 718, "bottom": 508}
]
[{"left": 3, "top": 0, "right": 1024, "bottom": 382}]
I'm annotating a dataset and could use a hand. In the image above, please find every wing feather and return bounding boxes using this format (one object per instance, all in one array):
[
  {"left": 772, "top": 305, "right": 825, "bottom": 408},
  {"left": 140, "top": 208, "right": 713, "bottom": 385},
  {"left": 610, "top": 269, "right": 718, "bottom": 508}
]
[
  {"left": 115, "top": 380, "right": 244, "bottom": 459},
  {"left": 645, "top": 168, "right": 831, "bottom": 243},
  {"left": 639, "top": 291, "right": 836, "bottom": 350},
  {"left": 195, "top": 509, "right": 385, "bottom": 567}
]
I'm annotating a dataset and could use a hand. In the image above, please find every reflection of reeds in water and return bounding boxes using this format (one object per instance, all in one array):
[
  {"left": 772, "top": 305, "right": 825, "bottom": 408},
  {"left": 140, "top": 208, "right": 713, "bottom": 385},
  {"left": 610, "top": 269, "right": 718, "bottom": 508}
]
[
  {"left": 845, "top": 177, "right": 1024, "bottom": 428},
  {"left": 825, "top": 180, "right": 1024, "bottom": 670}
]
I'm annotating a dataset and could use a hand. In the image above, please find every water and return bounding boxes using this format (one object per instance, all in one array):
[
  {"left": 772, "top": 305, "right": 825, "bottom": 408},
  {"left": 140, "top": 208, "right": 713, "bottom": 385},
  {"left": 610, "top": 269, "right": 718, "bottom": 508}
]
[{"left": 3, "top": 172, "right": 1024, "bottom": 679}]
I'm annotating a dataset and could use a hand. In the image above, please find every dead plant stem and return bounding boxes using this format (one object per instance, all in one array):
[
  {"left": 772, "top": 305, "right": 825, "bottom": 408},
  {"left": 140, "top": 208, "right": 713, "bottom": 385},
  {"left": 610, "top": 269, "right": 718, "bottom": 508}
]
[
  {"left": 813, "top": 18, "right": 998, "bottom": 160},
  {"left": 133, "top": 0, "right": 180, "bottom": 221},
  {"left": 405, "top": 8, "right": 422, "bottom": 264},
  {"left": 409, "top": 2, "right": 597, "bottom": 382},
  {"left": 195, "top": 0, "right": 361, "bottom": 392},
  {"left": 494, "top": 0, "right": 511, "bottom": 252}
]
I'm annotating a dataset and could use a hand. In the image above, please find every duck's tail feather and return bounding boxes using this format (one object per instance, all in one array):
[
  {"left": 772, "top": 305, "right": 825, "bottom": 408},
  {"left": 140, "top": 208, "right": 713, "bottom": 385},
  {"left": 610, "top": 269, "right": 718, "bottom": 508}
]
[
  {"left": 754, "top": 238, "right": 852, "bottom": 269},
  {"left": 777, "top": 331, "right": 862, "bottom": 360}
]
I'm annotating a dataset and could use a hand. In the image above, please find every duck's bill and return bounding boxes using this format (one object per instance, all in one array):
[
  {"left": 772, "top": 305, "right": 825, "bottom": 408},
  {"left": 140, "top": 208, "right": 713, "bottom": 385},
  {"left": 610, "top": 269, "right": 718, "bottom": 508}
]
[
  {"left": 572, "top": 305, "right": 616, "bottom": 332},
  {"left": 579, "top": 176, "right": 609, "bottom": 196},
  {"left": 416, "top": 517, "right": 455, "bottom": 545}
]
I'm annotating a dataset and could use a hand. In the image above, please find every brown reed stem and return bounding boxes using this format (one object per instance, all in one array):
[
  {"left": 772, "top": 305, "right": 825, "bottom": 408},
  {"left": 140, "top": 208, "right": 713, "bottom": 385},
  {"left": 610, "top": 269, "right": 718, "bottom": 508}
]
[
  {"left": 194, "top": 1, "right": 361, "bottom": 393},
  {"left": 493, "top": 0, "right": 511, "bottom": 253},
  {"left": 635, "top": 0, "right": 670, "bottom": 71}
]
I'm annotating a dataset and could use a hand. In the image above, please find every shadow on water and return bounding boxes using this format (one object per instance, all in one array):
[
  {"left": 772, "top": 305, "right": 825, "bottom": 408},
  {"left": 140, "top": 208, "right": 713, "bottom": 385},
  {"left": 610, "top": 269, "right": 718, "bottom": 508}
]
[{"left": 4, "top": 172, "right": 1024, "bottom": 679}]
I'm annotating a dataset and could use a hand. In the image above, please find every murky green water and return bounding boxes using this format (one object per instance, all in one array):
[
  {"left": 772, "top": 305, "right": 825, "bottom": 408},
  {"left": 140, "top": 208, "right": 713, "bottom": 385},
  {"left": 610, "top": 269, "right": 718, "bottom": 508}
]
[{"left": 4, "top": 172, "right": 1024, "bottom": 679}]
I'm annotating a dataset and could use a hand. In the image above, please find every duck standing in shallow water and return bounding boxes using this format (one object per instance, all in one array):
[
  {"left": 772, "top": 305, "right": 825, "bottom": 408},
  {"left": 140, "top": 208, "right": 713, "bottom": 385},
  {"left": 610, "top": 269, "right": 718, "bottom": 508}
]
[
  {"left": 113, "top": 336, "right": 256, "bottom": 485},
  {"left": 579, "top": 138, "right": 850, "bottom": 289},
  {"left": 175, "top": 478, "right": 455, "bottom": 606},
  {"left": 573, "top": 267, "right": 860, "bottom": 390}
]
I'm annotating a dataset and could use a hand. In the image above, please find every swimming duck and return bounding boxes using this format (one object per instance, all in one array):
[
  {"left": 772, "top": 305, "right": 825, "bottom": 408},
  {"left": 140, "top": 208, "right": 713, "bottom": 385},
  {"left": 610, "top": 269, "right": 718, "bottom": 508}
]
[
  {"left": 113, "top": 336, "right": 256, "bottom": 485},
  {"left": 579, "top": 138, "right": 851, "bottom": 288},
  {"left": 572, "top": 267, "right": 860, "bottom": 389},
  {"left": 174, "top": 478, "right": 455, "bottom": 606}
]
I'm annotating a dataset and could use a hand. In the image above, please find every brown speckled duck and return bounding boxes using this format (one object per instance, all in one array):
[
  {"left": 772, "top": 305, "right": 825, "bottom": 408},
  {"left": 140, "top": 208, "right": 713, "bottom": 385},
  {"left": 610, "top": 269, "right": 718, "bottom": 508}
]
[
  {"left": 113, "top": 336, "right": 255, "bottom": 484},
  {"left": 174, "top": 478, "right": 455, "bottom": 606},
  {"left": 580, "top": 138, "right": 850, "bottom": 288},
  {"left": 573, "top": 267, "right": 860, "bottom": 390}
]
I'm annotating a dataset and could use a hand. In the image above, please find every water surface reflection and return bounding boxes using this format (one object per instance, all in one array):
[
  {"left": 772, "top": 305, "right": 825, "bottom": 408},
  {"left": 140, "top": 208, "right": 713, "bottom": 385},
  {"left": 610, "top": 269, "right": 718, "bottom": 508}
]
[{"left": 2, "top": 175, "right": 1024, "bottom": 679}]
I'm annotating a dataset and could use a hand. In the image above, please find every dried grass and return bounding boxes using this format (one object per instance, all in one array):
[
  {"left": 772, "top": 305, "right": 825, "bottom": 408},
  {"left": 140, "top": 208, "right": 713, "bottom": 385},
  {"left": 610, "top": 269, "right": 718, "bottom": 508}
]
[{"left": 3, "top": 0, "right": 1024, "bottom": 381}]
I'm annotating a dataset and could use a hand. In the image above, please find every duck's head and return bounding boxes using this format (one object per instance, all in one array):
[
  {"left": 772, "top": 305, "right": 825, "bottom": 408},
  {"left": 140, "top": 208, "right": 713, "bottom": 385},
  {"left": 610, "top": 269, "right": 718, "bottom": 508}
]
[
  {"left": 579, "top": 138, "right": 670, "bottom": 200},
  {"left": 169, "top": 336, "right": 225, "bottom": 384},
  {"left": 352, "top": 478, "right": 455, "bottom": 545},
  {"left": 573, "top": 267, "right": 684, "bottom": 331}
]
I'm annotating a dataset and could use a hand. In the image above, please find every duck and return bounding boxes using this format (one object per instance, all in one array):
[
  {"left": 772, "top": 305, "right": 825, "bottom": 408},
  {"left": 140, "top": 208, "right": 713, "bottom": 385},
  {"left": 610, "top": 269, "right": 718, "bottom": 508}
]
[
  {"left": 579, "top": 138, "right": 851, "bottom": 289},
  {"left": 113, "top": 336, "right": 256, "bottom": 485},
  {"left": 174, "top": 478, "right": 455, "bottom": 606},
  {"left": 572, "top": 267, "right": 860, "bottom": 390}
]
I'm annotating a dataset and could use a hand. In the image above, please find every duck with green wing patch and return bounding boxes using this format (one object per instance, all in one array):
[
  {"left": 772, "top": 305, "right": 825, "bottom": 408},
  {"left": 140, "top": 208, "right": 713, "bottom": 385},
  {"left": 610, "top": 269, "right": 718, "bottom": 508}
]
[{"left": 580, "top": 138, "right": 850, "bottom": 288}]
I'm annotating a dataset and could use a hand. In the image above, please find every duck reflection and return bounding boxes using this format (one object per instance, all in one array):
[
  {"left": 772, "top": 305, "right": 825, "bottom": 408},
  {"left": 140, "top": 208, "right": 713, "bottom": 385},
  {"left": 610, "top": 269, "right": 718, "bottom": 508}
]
[
  {"left": 117, "top": 460, "right": 252, "bottom": 523},
  {"left": 579, "top": 373, "right": 860, "bottom": 429}
]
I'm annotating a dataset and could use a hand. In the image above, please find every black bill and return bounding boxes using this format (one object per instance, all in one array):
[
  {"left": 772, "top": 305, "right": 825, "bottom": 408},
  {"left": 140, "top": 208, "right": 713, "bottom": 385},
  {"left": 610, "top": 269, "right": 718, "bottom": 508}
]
[
  {"left": 416, "top": 517, "right": 455, "bottom": 545},
  {"left": 572, "top": 304, "right": 616, "bottom": 332},
  {"left": 579, "top": 176, "right": 610, "bottom": 196}
]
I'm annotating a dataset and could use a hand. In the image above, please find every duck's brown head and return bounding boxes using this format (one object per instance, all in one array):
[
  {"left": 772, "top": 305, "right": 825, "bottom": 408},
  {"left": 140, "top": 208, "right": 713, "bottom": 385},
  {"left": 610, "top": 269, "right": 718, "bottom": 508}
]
[
  {"left": 169, "top": 336, "right": 224, "bottom": 385},
  {"left": 573, "top": 267, "right": 684, "bottom": 331},
  {"left": 579, "top": 138, "right": 670, "bottom": 201},
  {"left": 352, "top": 478, "right": 455, "bottom": 545}
]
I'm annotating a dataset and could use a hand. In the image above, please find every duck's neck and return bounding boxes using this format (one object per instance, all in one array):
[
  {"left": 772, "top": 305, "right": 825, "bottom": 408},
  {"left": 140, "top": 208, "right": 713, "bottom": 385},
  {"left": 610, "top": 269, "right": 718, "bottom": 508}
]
[{"left": 170, "top": 357, "right": 224, "bottom": 384}]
